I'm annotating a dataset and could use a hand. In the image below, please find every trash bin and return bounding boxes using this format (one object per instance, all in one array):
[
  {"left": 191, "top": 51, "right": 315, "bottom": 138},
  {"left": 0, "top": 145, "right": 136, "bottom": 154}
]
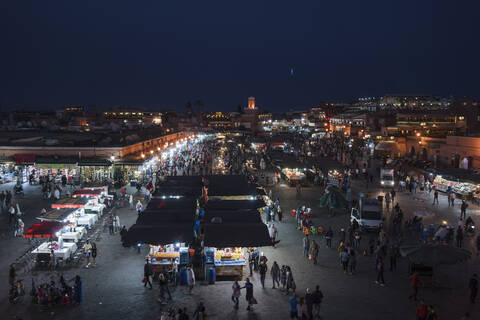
[
  {"left": 179, "top": 268, "right": 187, "bottom": 285},
  {"left": 208, "top": 267, "right": 216, "bottom": 284}
]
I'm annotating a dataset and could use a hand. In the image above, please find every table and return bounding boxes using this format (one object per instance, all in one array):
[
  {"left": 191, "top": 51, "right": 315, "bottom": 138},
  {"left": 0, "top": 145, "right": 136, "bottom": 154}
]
[
  {"left": 32, "top": 242, "right": 78, "bottom": 260},
  {"left": 84, "top": 203, "right": 105, "bottom": 215},
  {"left": 75, "top": 214, "right": 97, "bottom": 227},
  {"left": 62, "top": 231, "right": 82, "bottom": 242}
]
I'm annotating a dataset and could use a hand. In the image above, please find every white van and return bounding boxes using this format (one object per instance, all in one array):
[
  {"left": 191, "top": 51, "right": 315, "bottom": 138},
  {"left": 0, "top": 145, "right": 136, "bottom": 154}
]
[{"left": 351, "top": 197, "right": 383, "bottom": 231}]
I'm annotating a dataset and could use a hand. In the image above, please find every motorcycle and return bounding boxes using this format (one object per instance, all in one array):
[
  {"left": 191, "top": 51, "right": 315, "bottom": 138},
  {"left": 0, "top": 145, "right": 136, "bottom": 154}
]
[
  {"left": 465, "top": 217, "right": 475, "bottom": 236},
  {"left": 13, "top": 185, "right": 24, "bottom": 197}
]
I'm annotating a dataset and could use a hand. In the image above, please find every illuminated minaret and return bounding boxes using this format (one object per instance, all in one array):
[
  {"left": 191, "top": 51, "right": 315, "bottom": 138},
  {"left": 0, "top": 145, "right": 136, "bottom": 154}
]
[{"left": 247, "top": 97, "right": 256, "bottom": 110}]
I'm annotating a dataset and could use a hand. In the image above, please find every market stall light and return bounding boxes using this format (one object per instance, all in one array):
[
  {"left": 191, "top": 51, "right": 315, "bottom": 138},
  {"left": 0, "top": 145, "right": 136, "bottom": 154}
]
[
  {"left": 150, "top": 150, "right": 154, "bottom": 154},
  {"left": 110, "top": 156, "right": 115, "bottom": 161},
  {"left": 141, "top": 154, "right": 145, "bottom": 159}
]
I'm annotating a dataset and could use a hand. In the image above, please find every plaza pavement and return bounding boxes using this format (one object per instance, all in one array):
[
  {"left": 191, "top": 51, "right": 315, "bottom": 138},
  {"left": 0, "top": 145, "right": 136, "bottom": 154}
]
[{"left": 0, "top": 178, "right": 479, "bottom": 319}]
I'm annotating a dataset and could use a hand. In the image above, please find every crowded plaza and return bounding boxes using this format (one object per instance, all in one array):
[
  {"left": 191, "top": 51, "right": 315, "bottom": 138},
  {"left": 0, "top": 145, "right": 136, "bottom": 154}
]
[{"left": 0, "top": 131, "right": 479, "bottom": 320}]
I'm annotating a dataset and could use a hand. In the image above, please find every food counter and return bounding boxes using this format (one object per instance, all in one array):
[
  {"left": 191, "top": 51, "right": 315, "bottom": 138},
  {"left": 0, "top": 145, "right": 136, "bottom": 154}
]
[
  {"left": 281, "top": 168, "right": 305, "bottom": 185},
  {"left": 147, "top": 245, "right": 183, "bottom": 274},
  {"left": 212, "top": 247, "right": 246, "bottom": 277},
  {"left": 433, "top": 175, "right": 478, "bottom": 196}
]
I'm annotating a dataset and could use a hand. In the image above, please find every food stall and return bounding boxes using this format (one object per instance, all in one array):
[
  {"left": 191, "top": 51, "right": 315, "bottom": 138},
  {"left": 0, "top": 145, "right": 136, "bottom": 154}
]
[
  {"left": 432, "top": 172, "right": 480, "bottom": 198},
  {"left": 37, "top": 208, "right": 88, "bottom": 240},
  {"left": 31, "top": 241, "right": 78, "bottom": 260},
  {"left": 203, "top": 223, "right": 271, "bottom": 278},
  {"left": 281, "top": 167, "right": 306, "bottom": 185},
  {"left": 327, "top": 168, "right": 343, "bottom": 186},
  {"left": 40, "top": 206, "right": 98, "bottom": 228},
  {"left": 147, "top": 244, "right": 190, "bottom": 275},
  {"left": 205, "top": 247, "right": 246, "bottom": 277},
  {"left": 72, "top": 188, "right": 105, "bottom": 198},
  {"left": 51, "top": 198, "right": 89, "bottom": 209},
  {"left": 70, "top": 189, "right": 108, "bottom": 215},
  {"left": 24, "top": 221, "right": 79, "bottom": 261}
]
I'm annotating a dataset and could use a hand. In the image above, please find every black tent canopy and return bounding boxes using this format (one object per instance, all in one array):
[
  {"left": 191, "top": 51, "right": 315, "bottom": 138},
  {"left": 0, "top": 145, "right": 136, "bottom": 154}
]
[
  {"left": 203, "top": 210, "right": 262, "bottom": 224},
  {"left": 146, "top": 198, "right": 197, "bottom": 211},
  {"left": 136, "top": 211, "right": 194, "bottom": 224},
  {"left": 124, "top": 224, "right": 194, "bottom": 246},
  {"left": 205, "top": 199, "right": 266, "bottom": 211},
  {"left": 203, "top": 223, "right": 271, "bottom": 248}
]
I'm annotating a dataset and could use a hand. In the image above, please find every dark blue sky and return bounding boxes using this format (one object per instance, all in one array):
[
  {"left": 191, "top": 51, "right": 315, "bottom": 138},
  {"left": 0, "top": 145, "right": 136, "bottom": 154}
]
[{"left": 1, "top": 1, "right": 478, "bottom": 111}]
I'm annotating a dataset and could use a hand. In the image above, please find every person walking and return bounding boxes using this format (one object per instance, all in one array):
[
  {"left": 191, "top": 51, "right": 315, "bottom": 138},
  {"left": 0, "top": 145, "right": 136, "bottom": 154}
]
[
  {"left": 280, "top": 265, "right": 287, "bottom": 290},
  {"left": 461, "top": 200, "right": 468, "bottom": 220},
  {"left": 416, "top": 300, "right": 428, "bottom": 320},
  {"left": 390, "top": 189, "right": 396, "bottom": 203},
  {"left": 73, "top": 275, "right": 82, "bottom": 304},
  {"left": 231, "top": 280, "right": 241, "bottom": 309},
  {"left": 349, "top": 248, "right": 357, "bottom": 275},
  {"left": 375, "top": 257, "right": 385, "bottom": 286},
  {"left": 303, "top": 234, "right": 310, "bottom": 258},
  {"left": 385, "top": 192, "right": 391, "bottom": 211},
  {"left": 158, "top": 273, "right": 172, "bottom": 302},
  {"left": 113, "top": 214, "right": 121, "bottom": 233},
  {"left": 289, "top": 294, "right": 298, "bottom": 319},
  {"left": 277, "top": 204, "right": 283, "bottom": 222},
  {"left": 143, "top": 259, "right": 153, "bottom": 289},
  {"left": 107, "top": 215, "right": 114, "bottom": 235},
  {"left": 129, "top": 194, "right": 134, "bottom": 210},
  {"left": 269, "top": 224, "right": 278, "bottom": 248},
  {"left": 248, "top": 249, "right": 255, "bottom": 277},
  {"left": 271, "top": 261, "right": 280, "bottom": 289},
  {"left": 242, "top": 278, "right": 255, "bottom": 311},
  {"left": 91, "top": 242, "right": 97, "bottom": 265},
  {"left": 432, "top": 189, "right": 439, "bottom": 205},
  {"left": 408, "top": 272, "right": 422, "bottom": 301},
  {"left": 426, "top": 305, "right": 438, "bottom": 320},
  {"left": 469, "top": 274, "right": 478, "bottom": 304},
  {"left": 285, "top": 266, "right": 296, "bottom": 295},
  {"left": 8, "top": 204, "right": 15, "bottom": 224},
  {"left": 325, "top": 227, "right": 333, "bottom": 248},
  {"left": 297, "top": 297, "right": 307, "bottom": 319},
  {"left": 310, "top": 240, "right": 319, "bottom": 265},
  {"left": 49, "top": 249, "right": 57, "bottom": 270},
  {"left": 450, "top": 192, "right": 455, "bottom": 207},
  {"left": 84, "top": 240, "right": 92, "bottom": 267},
  {"left": 259, "top": 260, "right": 268, "bottom": 289},
  {"left": 312, "top": 285, "right": 324, "bottom": 319},
  {"left": 340, "top": 248, "right": 349, "bottom": 274},
  {"left": 186, "top": 266, "right": 195, "bottom": 294},
  {"left": 389, "top": 244, "right": 399, "bottom": 272},
  {"left": 305, "top": 288, "right": 314, "bottom": 320},
  {"left": 456, "top": 226, "right": 464, "bottom": 248}
]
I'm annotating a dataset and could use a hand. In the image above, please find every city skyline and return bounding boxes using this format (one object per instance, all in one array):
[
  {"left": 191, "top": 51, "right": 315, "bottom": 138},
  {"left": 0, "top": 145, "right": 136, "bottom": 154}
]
[{"left": 1, "top": 1, "right": 479, "bottom": 111}]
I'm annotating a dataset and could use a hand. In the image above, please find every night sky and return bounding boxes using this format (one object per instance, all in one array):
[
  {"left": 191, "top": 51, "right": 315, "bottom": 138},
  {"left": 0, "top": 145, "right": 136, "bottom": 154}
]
[{"left": 1, "top": 1, "right": 479, "bottom": 111}]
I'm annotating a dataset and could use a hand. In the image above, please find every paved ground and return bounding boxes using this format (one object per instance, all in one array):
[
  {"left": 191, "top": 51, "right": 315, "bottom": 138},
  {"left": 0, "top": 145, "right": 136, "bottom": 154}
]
[{"left": 1, "top": 173, "right": 480, "bottom": 320}]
